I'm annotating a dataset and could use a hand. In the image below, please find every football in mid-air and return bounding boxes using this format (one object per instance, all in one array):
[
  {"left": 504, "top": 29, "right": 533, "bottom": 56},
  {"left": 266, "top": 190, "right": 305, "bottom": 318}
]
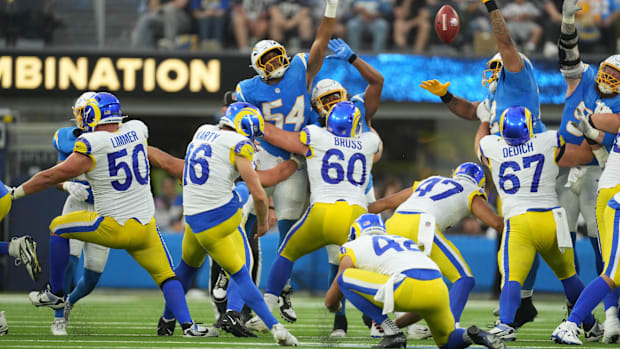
[{"left": 435, "top": 5, "right": 460, "bottom": 44}]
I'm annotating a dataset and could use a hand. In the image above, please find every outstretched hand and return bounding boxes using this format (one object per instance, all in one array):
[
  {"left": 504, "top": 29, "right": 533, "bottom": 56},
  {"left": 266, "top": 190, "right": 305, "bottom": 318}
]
[
  {"left": 328, "top": 38, "right": 355, "bottom": 62},
  {"left": 562, "top": 0, "right": 582, "bottom": 18},
  {"left": 420, "top": 80, "right": 450, "bottom": 97}
]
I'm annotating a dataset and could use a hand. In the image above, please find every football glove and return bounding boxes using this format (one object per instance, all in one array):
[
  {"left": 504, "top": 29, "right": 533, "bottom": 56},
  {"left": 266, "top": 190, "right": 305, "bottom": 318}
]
[
  {"left": 575, "top": 105, "right": 600, "bottom": 141},
  {"left": 63, "top": 181, "right": 90, "bottom": 202},
  {"left": 562, "top": 0, "right": 582, "bottom": 23},
  {"left": 328, "top": 38, "right": 355, "bottom": 62},
  {"left": 420, "top": 80, "right": 450, "bottom": 97},
  {"left": 6, "top": 185, "right": 25, "bottom": 200},
  {"left": 594, "top": 100, "right": 612, "bottom": 114},
  {"left": 476, "top": 99, "right": 493, "bottom": 123}
]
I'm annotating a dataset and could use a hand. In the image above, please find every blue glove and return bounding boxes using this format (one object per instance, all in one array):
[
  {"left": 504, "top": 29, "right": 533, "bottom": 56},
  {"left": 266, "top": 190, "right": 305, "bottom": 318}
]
[
  {"left": 328, "top": 38, "right": 355, "bottom": 62},
  {"left": 234, "top": 181, "right": 250, "bottom": 206}
]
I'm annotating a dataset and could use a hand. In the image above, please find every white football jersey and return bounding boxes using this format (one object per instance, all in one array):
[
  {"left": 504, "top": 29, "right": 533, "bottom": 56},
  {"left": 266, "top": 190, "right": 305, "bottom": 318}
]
[
  {"left": 599, "top": 131, "right": 620, "bottom": 189},
  {"left": 395, "top": 176, "right": 486, "bottom": 231},
  {"left": 183, "top": 125, "right": 255, "bottom": 215},
  {"left": 74, "top": 120, "right": 153, "bottom": 225},
  {"left": 339, "top": 234, "right": 440, "bottom": 275},
  {"left": 479, "top": 130, "right": 563, "bottom": 219},
  {"left": 300, "top": 125, "right": 380, "bottom": 208}
]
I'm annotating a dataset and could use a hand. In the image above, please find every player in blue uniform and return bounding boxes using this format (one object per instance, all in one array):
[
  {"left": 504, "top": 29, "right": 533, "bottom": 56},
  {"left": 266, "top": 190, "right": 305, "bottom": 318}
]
[
  {"left": 551, "top": 0, "right": 620, "bottom": 343},
  {"left": 236, "top": 0, "right": 341, "bottom": 324},
  {"left": 309, "top": 37, "right": 384, "bottom": 337},
  {"left": 419, "top": 0, "right": 545, "bottom": 327},
  {"left": 46, "top": 91, "right": 112, "bottom": 335}
]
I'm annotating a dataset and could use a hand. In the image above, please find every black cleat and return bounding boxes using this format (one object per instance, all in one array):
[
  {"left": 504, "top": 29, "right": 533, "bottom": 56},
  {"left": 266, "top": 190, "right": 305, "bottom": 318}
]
[
  {"left": 157, "top": 316, "right": 175, "bottom": 336},
  {"left": 330, "top": 314, "right": 348, "bottom": 338},
  {"left": 467, "top": 325, "right": 506, "bottom": 349},
  {"left": 513, "top": 296, "right": 537, "bottom": 328},
  {"left": 221, "top": 310, "right": 257, "bottom": 337},
  {"left": 362, "top": 314, "right": 373, "bottom": 329},
  {"left": 279, "top": 285, "right": 297, "bottom": 322},
  {"left": 372, "top": 332, "right": 407, "bottom": 348}
]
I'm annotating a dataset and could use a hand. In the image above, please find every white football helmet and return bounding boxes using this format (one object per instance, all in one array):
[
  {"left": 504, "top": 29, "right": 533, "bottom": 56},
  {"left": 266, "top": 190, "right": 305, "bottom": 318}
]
[
  {"left": 482, "top": 52, "right": 531, "bottom": 93},
  {"left": 251, "top": 40, "right": 290, "bottom": 80},
  {"left": 596, "top": 54, "right": 620, "bottom": 95},
  {"left": 72, "top": 91, "right": 96, "bottom": 130},
  {"left": 312, "top": 79, "right": 348, "bottom": 118}
]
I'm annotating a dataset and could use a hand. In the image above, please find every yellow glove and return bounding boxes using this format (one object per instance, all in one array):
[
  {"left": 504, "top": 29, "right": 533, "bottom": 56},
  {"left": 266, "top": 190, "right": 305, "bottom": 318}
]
[{"left": 420, "top": 80, "right": 451, "bottom": 97}]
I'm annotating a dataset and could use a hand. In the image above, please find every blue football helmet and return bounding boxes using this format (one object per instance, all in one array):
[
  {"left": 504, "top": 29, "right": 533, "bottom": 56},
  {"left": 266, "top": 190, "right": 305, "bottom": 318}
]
[
  {"left": 348, "top": 213, "right": 387, "bottom": 241},
  {"left": 81, "top": 92, "right": 124, "bottom": 132},
  {"left": 453, "top": 162, "right": 486, "bottom": 188},
  {"left": 221, "top": 102, "right": 265, "bottom": 140},
  {"left": 326, "top": 101, "right": 361, "bottom": 138},
  {"left": 499, "top": 105, "right": 533, "bottom": 146}
]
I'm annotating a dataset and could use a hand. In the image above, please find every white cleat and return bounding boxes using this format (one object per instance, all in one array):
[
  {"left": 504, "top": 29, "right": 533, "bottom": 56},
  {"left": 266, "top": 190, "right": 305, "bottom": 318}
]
[
  {"left": 0, "top": 311, "right": 8, "bottom": 335},
  {"left": 551, "top": 320, "right": 583, "bottom": 345},
  {"left": 51, "top": 318, "right": 67, "bottom": 336},
  {"left": 604, "top": 316, "right": 620, "bottom": 344},
  {"left": 584, "top": 320, "right": 603, "bottom": 342},
  {"left": 245, "top": 315, "right": 270, "bottom": 333},
  {"left": 271, "top": 323, "right": 299, "bottom": 346},
  {"left": 407, "top": 323, "right": 432, "bottom": 339},
  {"left": 28, "top": 284, "right": 65, "bottom": 309},
  {"left": 10, "top": 236, "right": 41, "bottom": 281},
  {"left": 488, "top": 323, "right": 516, "bottom": 341},
  {"left": 370, "top": 321, "right": 384, "bottom": 338},
  {"left": 330, "top": 329, "right": 346, "bottom": 338},
  {"left": 182, "top": 322, "right": 219, "bottom": 337}
]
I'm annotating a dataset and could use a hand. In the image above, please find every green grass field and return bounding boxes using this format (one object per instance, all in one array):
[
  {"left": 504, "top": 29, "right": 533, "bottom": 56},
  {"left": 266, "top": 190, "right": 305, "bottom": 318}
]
[{"left": 0, "top": 290, "right": 611, "bottom": 348}]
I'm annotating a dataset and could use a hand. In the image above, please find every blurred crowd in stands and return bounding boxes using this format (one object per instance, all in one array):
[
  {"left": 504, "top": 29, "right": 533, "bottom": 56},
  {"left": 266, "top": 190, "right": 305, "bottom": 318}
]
[{"left": 2, "top": 0, "right": 618, "bottom": 57}]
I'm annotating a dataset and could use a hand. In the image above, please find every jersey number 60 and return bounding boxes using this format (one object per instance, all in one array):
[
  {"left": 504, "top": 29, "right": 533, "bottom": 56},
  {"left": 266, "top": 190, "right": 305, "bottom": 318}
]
[{"left": 321, "top": 149, "right": 366, "bottom": 186}]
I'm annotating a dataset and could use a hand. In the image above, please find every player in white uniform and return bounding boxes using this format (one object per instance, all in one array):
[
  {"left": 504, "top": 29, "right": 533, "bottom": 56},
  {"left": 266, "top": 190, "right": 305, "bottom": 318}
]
[
  {"left": 553, "top": 88, "right": 620, "bottom": 345},
  {"left": 325, "top": 213, "right": 505, "bottom": 349},
  {"left": 245, "top": 101, "right": 380, "bottom": 331},
  {"left": 367, "top": 162, "right": 503, "bottom": 328},
  {"left": 476, "top": 105, "right": 602, "bottom": 341},
  {"left": 47, "top": 91, "right": 111, "bottom": 336},
  {"left": 11, "top": 92, "right": 212, "bottom": 337},
  {"left": 155, "top": 102, "right": 298, "bottom": 345}
]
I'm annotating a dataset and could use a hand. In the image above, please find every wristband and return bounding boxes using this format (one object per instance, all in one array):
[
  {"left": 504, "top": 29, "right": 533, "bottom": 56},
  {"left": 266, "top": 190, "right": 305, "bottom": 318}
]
[
  {"left": 325, "top": 3, "right": 337, "bottom": 18},
  {"left": 348, "top": 54, "right": 358, "bottom": 64},
  {"left": 12, "top": 185, "right": 25, "bottom": 199},
  {"left": 440, "top": 91, "right": 454, "bottom": 103},
  {"left": 562, "top": 14, "right": 575, "bottom": 24},
  {"left": 484, "top": 0, "right": 498, "bottom": 12}
]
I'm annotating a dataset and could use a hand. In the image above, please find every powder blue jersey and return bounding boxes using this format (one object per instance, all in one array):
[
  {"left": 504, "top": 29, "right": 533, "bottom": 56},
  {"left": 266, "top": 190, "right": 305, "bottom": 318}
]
[
  {"left": 236, "top": 53, "right": 313, "bottom": 160},
  {"left": 53, "top": 126, "right": 94, "bottom": 204},
  {"left": 558, "top": 64, "right": 620, "bottom": 165},
  {"left": 488, "top": 59, "right": 545, "bottom": 136}
]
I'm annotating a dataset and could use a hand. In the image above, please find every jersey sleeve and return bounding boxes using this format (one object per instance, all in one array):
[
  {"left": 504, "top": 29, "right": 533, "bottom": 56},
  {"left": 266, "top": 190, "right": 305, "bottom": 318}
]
[
  {"left": 54, "top": 127, "right": 79, "bottom": 161},
  {"left": 129, "top": 120, "right": 149, "bottom": 140},
  {"left": 73, "top": 134, "right": 98, "bottom": 171},
  {"left": 292, "top": 53, "right": 309, "bottom": 70},
  {"left": 299, "top": 126, "right": 316, "bottom": 158},
  {"left": 235, "top": 82, "right": 248, "bottom": 103},
  {"left": 338, "top": 245, "right": 357, "bottom": 266},
  {"left": 229, "top": 136, "right": 255, "bottom": 165},
  {"left": 468, "top": 187, "right": 487, "bottom": 212},
  {"left": 501, "top": 59, "right": 536, "bottom": 92}
]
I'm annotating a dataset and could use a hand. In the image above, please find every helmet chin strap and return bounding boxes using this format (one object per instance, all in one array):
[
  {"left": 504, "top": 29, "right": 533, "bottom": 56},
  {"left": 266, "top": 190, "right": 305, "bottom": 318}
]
[
  {"left": 598, "top": 83, "right": 615, "bottom": 95},
  {"left": 488, "top": 80, "right": 498, "bottom": 93}
]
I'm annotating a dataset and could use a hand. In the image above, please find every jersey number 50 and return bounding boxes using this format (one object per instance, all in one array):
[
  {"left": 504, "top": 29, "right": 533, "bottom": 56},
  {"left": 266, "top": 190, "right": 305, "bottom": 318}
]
[
  {"left": 321, "top": 149, "right": 366, "bottom": 186},
  {"left": 107, "top": 144, "right": 149, "bottom": 191}
]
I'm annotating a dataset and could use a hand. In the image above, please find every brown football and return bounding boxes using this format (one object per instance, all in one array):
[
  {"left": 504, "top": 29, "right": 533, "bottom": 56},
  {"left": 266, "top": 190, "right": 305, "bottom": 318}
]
[{"left": 435, "top": 4, "right": 460, "bottom": 44}]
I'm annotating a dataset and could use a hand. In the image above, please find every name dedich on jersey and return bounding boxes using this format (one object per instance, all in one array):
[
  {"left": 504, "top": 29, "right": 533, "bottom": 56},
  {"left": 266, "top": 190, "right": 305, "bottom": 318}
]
[
  {"left": 502, "top": 142, "right": 534, "bottom": 158},
  {"left": 110, "top": 131, "right": 139, "bottom": 148}
]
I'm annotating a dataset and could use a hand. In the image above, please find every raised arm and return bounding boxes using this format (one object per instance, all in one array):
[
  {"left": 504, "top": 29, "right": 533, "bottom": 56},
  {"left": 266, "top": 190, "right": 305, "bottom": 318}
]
[
  {"left": 306, "top": 0, "right": 339, "bottom": 89},
  {"left": 558, "top": 0, "right": 585, "bottom": 95},
  {"left": 471, "top": 195, "right": 504, "bottom": 233},
  {"left": 420, "top": 80, "right": 480, "bottom": 121},
  {"left": 262, "top": 123, "right": 309, "bottom": 155},
  {"left": 474, "top": 121, "right": 491, "bottom": 162},
  {"left": 481, "top": 0, "right": 523, "bottom": 73},
  {"left": 148, "top": 146, "right": 184, "bottom": 180},
  {"left": 368, "top": 186, "right": 413, "bottom": 214}
]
